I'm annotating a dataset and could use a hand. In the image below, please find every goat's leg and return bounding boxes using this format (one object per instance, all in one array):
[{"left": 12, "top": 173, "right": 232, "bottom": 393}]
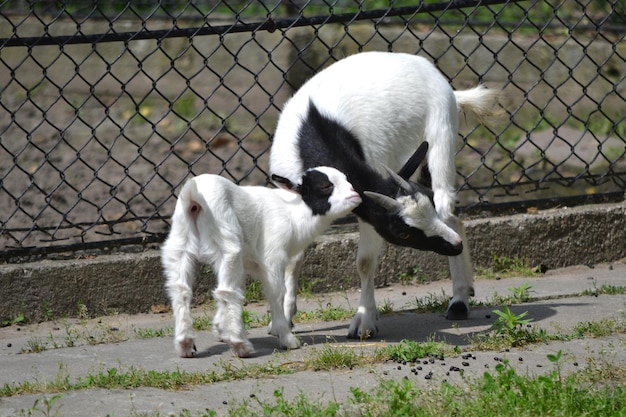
[
  {"left": 263, "top": 266, "right": 300, "bottom": 350},
  {"left": 347, "top": 221, "right": 382, "bottom": 339},
  {"left": 284, "top": 252, "right": 303, "bottom": 327},
  {"left": 163, "top": 248, "right": 197, "bottom": 358},
  {"left": 212, "top": 253, "right": 254, "bottom": 357},
  {"left": 445, "top": 216, "right": 474, "bottom": 320},
  {"left": 268, "top": 251, "right": 303, "bottom": 335}
]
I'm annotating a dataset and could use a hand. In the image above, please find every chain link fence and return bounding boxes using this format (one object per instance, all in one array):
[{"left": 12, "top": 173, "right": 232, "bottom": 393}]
[{"left": 1, "top": 0, "right": 624, "bottom": 259}]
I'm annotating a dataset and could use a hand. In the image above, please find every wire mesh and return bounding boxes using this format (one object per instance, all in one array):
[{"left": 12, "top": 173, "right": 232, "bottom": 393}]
[{"left": 0, "top": 0, "right": 624, "bottom": 258}]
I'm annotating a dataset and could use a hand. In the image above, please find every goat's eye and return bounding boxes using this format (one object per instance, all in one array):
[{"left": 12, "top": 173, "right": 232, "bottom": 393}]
[
  {"left": 320, "top": 184, "right": 333, "bottom": 194},
  {"left": 398, "top": 231, "right": 410, "bottom": 239}
]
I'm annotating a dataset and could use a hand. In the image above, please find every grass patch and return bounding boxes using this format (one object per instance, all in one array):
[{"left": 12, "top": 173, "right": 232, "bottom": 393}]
[
  {"left": 223, "top": 353, "right": 626, "bottom": 417},
  {"left": 477, "top": 254, "right": 541, "bottom": 279},
  {"left": 134, "top": 327, "right": 173, "bottom": 339},
  {"left": 1, "top": 313, "right": 28, "bottom": 328},
  {"left": 383, "top": 339, "right": 454, "bottom": 364},
  {"left": 305, "top": 344, "right": 364, "bottom": 371},
  {"left": 572, "top": 317, "right": 626, "bottom": 339},
  {"left": 244, "top": 280, "right": 264, "bottom": 303},
  {"left": 471, "top": 309, "right": 626, "bottom": 351},
  {"left": 1, "top": 360, "right": 294, "bottom": 398},
  {"left": 412, "top": 289, "right": 450, "bottom": 313},
  {"left": 582, "top": 283, "right": 626, "bottom": 297},
  {"left": 293, "top": 303, "right": 355, "bottom": 323},
  {"left": 399, "top": 264, "right": 430, "bottom": 285}
]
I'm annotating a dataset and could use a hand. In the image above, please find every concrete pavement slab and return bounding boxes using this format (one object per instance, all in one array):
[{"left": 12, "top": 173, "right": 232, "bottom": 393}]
[{"left": 0, "top": 261, "right": 624, "bottom": 416}]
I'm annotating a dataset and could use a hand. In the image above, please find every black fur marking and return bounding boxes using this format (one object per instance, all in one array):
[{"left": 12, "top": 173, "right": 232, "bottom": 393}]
[
  {"left": 298, "top": 100, "right": 367, "bottom": 175},
  {"left": 297, "top": 101, "right": 397, "bottom": 212},
  {"left": 297, "top": 169, "right": 333, "bottom": 215},
  {"left": 296, "top": 101, "right": 460, "bottom": 255}
]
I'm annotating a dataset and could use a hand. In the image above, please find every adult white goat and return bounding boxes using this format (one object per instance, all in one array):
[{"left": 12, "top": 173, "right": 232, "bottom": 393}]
[
  {"left": 270, "top": 51, "right": 500, "bottom": 339},
  {"left": 162, "top": 167, "right": 361, "bottom": 358}
]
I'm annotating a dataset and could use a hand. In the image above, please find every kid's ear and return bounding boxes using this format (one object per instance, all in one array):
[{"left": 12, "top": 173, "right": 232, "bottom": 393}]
[{"left": 271, "top": 174, "right": 299, "bottom": 192}]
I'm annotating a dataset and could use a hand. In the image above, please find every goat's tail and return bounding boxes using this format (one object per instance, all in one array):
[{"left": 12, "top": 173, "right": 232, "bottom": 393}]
[
  {"left": 162, "top": 177, "right": 204, "bottom": 304},
  {"left": 454, "top": 85, "right": 503, "bottom": 123},
  {"left": 179, "top": 178, "right": 203, "bottom": 225},
  {"left": 161, "top": 178, "right": 204, "bottom": 259}
]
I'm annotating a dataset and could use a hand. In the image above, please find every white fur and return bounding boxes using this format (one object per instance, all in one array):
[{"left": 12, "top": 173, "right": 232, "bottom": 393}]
[
  {"left": 270, "top": 52, "right": 500, "bottom": 337},
  {"left": 162, "top": 167, "right": 361, "bottom": 357}
]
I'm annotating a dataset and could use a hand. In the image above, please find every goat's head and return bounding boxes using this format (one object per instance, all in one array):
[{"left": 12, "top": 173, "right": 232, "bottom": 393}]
[
  {"left": 364, "top": 142, "right": 463, "bottom": 256},
  {"left": 272, "top": 166, "right": 362, "bottom": 217}
]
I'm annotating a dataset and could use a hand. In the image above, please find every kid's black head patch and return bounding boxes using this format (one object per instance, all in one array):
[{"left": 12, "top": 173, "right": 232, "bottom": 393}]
[{"left": 297, "top": 169, "right": 333, "bottom": 215}]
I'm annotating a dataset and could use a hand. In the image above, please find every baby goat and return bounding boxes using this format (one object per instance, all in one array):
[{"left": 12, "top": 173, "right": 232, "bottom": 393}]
[
  {"left": 162, "top": 167, "right": 361, "bottom": 358},
  {"left": 270, "top": 51, "right": 501, "bottom": 339}
]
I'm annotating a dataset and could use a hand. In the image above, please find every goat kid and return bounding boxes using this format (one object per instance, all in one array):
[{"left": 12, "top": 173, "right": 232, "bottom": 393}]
[
  {"left": 162, "top": 167, "right": 361, "bottom": 358},
  {"left": 270, "top": 51, "right": 501, "bottom": 339}
]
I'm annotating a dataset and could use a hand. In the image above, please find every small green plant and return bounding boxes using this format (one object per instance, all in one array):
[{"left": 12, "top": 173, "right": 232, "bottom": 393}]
[
  {"left": 547, "top": 349, "right": 564, "bottom": 382},
  {"left": 399, "top": 264, "right": 428, "bottom": 285},
  {"left": 244, "top": 280, "right": 264, "bottom": 303},
  {"left": 297, "top": 277, "right": 323, "bottom": 299},
  {"left": 412, "top": 289, "right": 450, "bottom": 313},
  {"left": 77, "top": 303, "right": 90, "bottom": 322},
  {"left": 229, "top": 388, "right": 339, "bottom": 417},
  {"left": 19, "top": 393, "right": 64, "bottom": 417},
  {"left": 383, "top": 339, "right": 450, "bottom": 363},
  {"left": 2, "top": 313, "right": 28, "bottom": 327},
  {"left": 134, "top": 327, "right": 173, "bottom": 339},
  {"left": 477, "top": 306, "right": 549, "bottom": 348},
  {"left": 192, "top": 313, "right": 213, "bottom": 331},
  {"left": 377, "top": 298, "right": 394, "bottom": 315},
  {"left": 21, "top": 337, "right": 49, "bottom": 354},
  {"left": 478, "top": 254, "right": 539, "bottom": 279},
  {"left": 241, "top": 309, "right": 255, "bottom": 330},
  {"left": 40, "top": 304, "right": 55, "bottom": 322},
  {"left": 80, "top": 320, "right": 129, "bottom": 346},
  {"left": 582, "top": 279, "right": 626, "bottom": 297},
  {"left": 510, "top": 282, "right": 534, "bottom": 303},
  {"left": 63, "top": 321, "right": 80, "bottom": 348},
  {"left": 572, "top": 317, "right": 625, "bottom": 338},
  {"left": 492, "top": 306, "right": 534, "bottom": 334},
  {"left": 294, "top": 303, "right": 355, "bottom": 323},
  {"left": 307, "top": 344, "right": 362, "bottom": 371}
]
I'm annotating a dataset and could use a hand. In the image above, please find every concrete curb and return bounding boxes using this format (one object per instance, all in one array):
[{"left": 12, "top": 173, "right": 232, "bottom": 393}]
[{"left": 1, "top": 202, "right": 624, "bottom": 321}]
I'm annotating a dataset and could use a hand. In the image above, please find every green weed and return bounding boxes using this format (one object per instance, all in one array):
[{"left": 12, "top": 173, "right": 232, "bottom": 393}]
[
  {"left": 18, "top": 393, "right": 64, "bottom": 417},
  {"left": 293, "top": 303, "right": 355, "bottom": 323},
  {"left": 224, "top": 352, "right": 626, "bottom": 417},
  {"left": 412, "top": 289, "right": 450, "bottom": 313},
  {"left": 244, "top": 280, "right": 264, "bottom": 303},
  {"left": 399, "top": 265, "right": 429, "bottom": 285},
  {"left": 1, "top": 313, "right": 28, "bottom": 327},
  {"left": 582, "top": 283, "right": 626, "bottom": 297},
  {"left": 471, "top": 307, "right": 550, "bottom": 349},
  {"left": 377, "top": 298, "right": 394, "bottom": 315},
  {"left": 572, "top": 317, "right": 626, "bottom": 338},
  {"left": 477, "top": 254, "right": 540, "bottom": 279},
  {"left": 134, "top": 327, "right": 173, "bottom": 339},
  {"left": 509, "top": 282, "right": 534, "bottom": 303},
  {"left": 306, "top": 344, "right": 363, "bottom": 371},
  {"left": 229, "top": 388, "right": 339, "bottom": 417},
  {"left": 383, "top": 339, "right": 451, "bottom": 364}
]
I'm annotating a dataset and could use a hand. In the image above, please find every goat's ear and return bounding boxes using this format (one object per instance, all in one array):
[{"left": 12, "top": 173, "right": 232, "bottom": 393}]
[
  {"left": 397, "top": 141, "right": 428, "bottom": 180},
  {"left": 271, "top": 174, "right": 298, "bottom": 191}
]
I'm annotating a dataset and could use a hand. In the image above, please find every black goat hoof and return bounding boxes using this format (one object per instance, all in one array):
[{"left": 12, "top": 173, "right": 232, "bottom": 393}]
[{"left": 446, "top": 301, "right": 469, "bottom": 320}]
